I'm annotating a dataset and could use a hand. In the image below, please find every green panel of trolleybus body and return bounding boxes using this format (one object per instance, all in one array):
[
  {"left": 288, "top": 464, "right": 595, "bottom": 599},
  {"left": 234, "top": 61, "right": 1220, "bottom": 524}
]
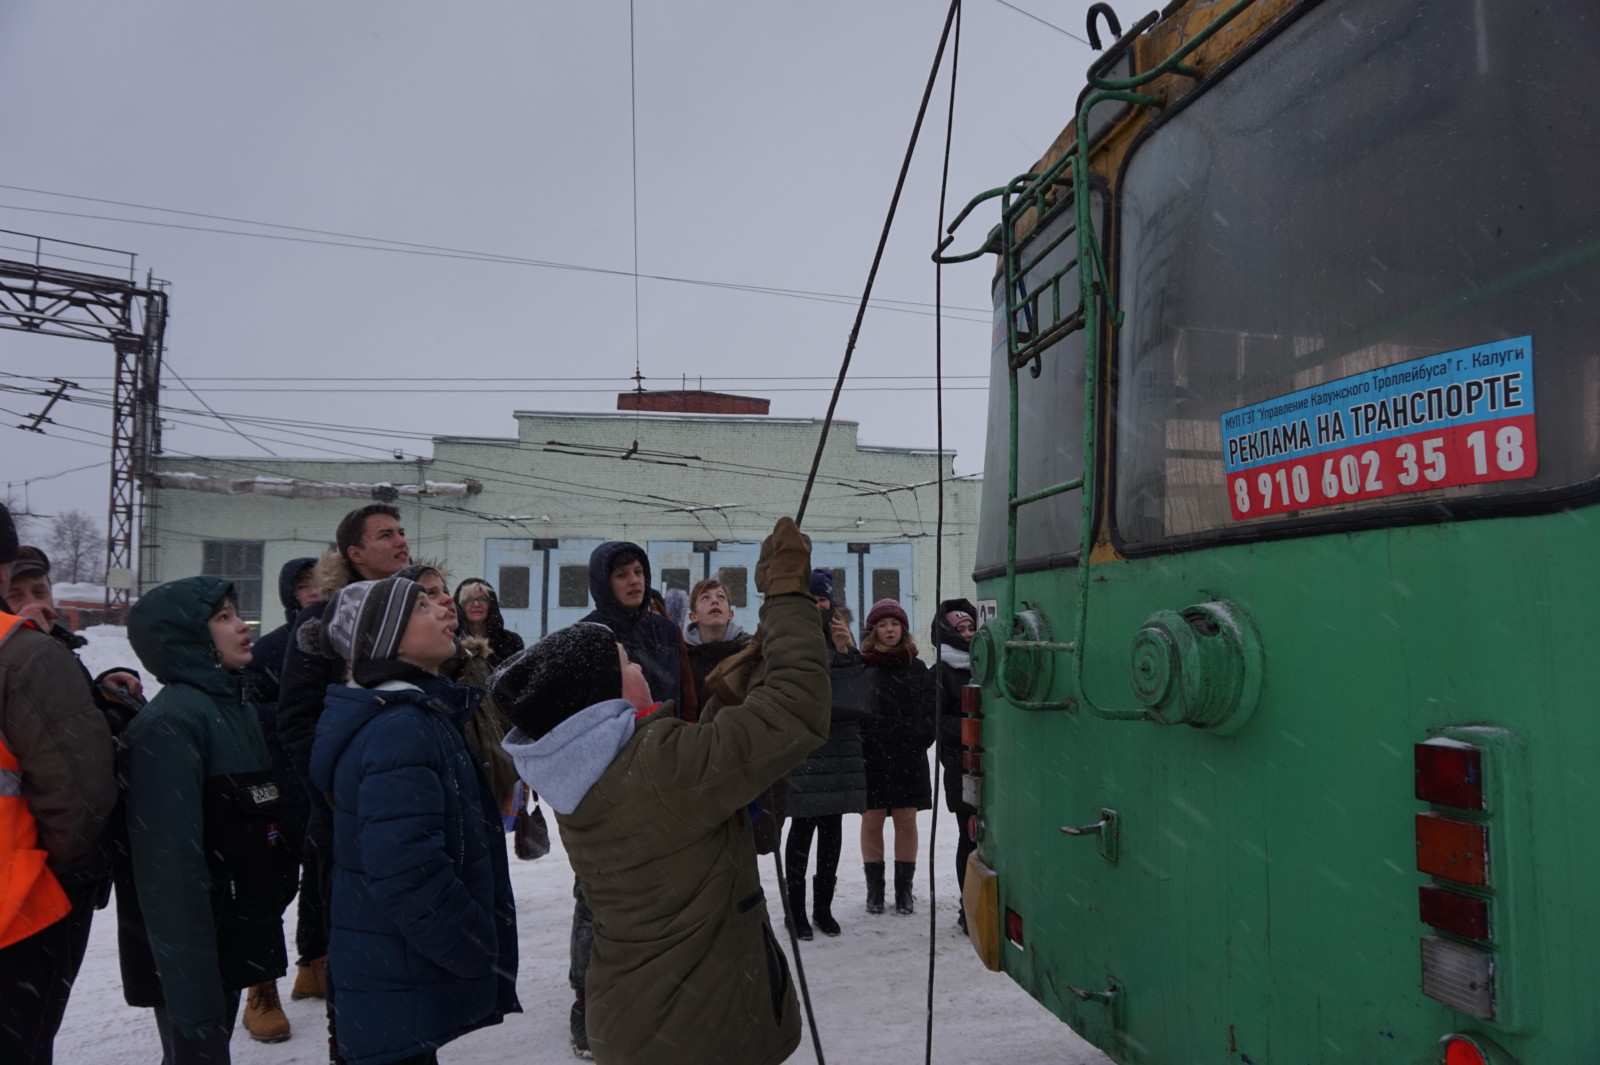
[{"left": 956, "top": 0, "right": 1600, "bottom": 1061}]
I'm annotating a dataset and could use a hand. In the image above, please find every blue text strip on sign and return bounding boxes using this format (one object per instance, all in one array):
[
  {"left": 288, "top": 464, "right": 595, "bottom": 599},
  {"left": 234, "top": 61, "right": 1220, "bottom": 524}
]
[{"left": 1219, "top": 337, "right": 1537, "bottom": 519}]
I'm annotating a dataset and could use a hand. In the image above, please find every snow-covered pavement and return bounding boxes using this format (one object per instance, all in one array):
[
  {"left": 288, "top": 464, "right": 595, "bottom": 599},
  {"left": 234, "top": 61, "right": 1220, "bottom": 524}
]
[{"left": 56, "top": 808, "right": 1110, "bottom": 1064}]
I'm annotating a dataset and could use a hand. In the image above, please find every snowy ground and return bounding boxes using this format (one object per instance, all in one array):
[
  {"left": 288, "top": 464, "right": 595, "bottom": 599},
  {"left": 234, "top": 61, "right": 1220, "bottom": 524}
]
[{"left": 57, "top": 626, "right": 1113, "bottom": 1064}]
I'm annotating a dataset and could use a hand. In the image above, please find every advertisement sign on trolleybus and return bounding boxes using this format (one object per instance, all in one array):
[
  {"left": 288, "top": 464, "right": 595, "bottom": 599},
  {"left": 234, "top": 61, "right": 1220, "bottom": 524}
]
[{"left": 1220, "top": 336, "right": 1538, "bottom": 519}]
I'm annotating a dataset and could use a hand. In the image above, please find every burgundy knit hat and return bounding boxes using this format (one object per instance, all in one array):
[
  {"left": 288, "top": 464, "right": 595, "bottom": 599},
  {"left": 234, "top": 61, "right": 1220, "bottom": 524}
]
[{"left": 865, "top": 598, "right": 909, "bottom": 630}]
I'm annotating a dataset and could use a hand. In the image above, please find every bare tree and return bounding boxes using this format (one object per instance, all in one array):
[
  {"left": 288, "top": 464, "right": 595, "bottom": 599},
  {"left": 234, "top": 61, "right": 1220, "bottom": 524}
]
[
  {"left": 48, "top": 510, "right": 105, "bottom": 584},
  {"left": 1, "top": 494, "right": 35, "bottom": 543}
]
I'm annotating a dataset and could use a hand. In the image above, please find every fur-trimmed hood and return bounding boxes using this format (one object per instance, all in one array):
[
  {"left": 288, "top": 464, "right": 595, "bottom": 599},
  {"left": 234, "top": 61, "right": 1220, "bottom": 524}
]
[{"left": 310, "top": 550, "right": 362, "bottom": 601}]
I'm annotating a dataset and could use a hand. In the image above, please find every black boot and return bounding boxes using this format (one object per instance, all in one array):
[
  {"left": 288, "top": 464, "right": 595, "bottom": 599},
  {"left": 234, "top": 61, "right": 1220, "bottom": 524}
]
[
  {"left": 894, "top": 861, "right": 916, "bottom": 915},
  {"left": 812, "top": 875, "right": 840, "bottom": 936},
  {"left": 786, "top": 869, "right": 813, "bottom": 940},
  {"left": 570, "top": 999, "right": 592, "bottom": 1060},
  {"left": 864, "top": 861, "right": 885, "bottom": 914}
]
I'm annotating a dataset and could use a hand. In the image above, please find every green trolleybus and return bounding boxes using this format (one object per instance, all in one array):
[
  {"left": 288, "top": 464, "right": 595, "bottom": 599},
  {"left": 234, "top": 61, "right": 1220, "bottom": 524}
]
[{"left": 939, "top": 0, "right": 1600, "bottom": 1062}]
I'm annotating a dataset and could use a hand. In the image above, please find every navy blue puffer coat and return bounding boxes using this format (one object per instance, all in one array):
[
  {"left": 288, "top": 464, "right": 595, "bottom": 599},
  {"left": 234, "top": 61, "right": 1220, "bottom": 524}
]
[{"left": 309, "top": 672, "right": 520, "bottom": 1065}]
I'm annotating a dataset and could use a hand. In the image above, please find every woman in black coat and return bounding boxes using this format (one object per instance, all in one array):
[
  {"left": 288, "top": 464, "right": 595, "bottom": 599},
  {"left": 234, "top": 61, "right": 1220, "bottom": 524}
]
[
  {"left": 931, "top": 598, "right": 979, "bottom": 931},
  {"left": 857, "top": 598, "right": 934, "bottom": 917},
  {"left": 782, "top": 572, "right": 869, "bottom": 939}
]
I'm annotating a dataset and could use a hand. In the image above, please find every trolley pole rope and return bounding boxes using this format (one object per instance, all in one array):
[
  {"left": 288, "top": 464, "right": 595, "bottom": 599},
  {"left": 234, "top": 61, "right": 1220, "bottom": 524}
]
[
  {"left": 793, "top": 0, "right": 963, "bottom": 529},
  {"left": 781, "top": 4, "right": 963, "bottom": 1063},
  {"left": 926, "top": 4, "right": 961, "bottom": 1063}
]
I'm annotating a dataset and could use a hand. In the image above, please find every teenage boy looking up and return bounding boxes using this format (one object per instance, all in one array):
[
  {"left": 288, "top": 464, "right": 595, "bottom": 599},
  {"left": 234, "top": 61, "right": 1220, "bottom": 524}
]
[
  {"left": 497, "top": 517, "right": 827, "bottom": 1065},
  {"left": 684, "top": 578, "right": 750, "bottom": 704},
  {"left": 303, "top": 577, "right": 519, "bottom": 1065},
  {"left": 578, "top": 543, "right": 685, "bottom": 710},
  {"left": 273, "top": 503, "right": 409, "bottom": 1058}
]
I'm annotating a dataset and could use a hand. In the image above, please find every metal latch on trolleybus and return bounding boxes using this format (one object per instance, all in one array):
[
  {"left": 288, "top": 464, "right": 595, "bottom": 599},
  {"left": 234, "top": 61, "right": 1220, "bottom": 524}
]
[{"left": 1060, "top": 806, "right": 1119, "bottom": 864}]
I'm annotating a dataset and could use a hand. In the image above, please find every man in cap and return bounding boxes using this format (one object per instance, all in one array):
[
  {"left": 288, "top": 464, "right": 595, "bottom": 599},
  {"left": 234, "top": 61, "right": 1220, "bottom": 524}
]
[{"left": 0, "top": 502, "right": 117, "bottom": 1065}]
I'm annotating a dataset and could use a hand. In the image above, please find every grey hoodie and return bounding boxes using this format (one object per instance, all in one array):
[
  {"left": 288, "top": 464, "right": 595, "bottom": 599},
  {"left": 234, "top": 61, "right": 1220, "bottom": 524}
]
[
  {"left": 683, "top": 619, "right": 746, "bottom": 648},
  {"left": 501, "top": 698, "right": 638, "bottom": 815}
]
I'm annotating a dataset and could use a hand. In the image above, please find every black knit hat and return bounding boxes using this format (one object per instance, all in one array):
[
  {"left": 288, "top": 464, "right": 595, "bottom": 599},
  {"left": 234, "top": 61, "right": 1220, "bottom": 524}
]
[
  {"left": 809, "top": 568, "right": 833, "bottom": 599},
  {"left": 492, "top": 622, "right": 622, "bottom": 740},
  {"left": 0, "top": 503, "right": 17, "bottom": 566}
]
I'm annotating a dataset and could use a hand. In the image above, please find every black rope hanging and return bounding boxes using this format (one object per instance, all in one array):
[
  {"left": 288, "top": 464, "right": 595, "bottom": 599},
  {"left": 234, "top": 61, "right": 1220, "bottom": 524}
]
[
  {"left": 925, "top": 3, "right": 961, "bottom": 1063},
  {"left": 780, "top": 3, "right": 964, "bottom": 1062}
]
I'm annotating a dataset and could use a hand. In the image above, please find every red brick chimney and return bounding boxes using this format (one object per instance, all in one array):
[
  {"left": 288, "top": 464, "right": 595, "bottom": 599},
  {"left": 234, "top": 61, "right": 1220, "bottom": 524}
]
[{"left": 616, "top": 390, "right": 770, "bottom": 415}]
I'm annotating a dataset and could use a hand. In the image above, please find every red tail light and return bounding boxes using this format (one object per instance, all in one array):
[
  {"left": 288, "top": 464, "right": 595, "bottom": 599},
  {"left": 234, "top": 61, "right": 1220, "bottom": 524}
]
[
  {"left": 1441, "top": 1034, "right": 1489, "bottom": 1065},
  {"left": 1416, "top": 739, "right": 1484, "bottom": 810},
  {"left": 961, "top": 684, "right": 983, "bottom": 714},
  {"left": 960, "top": 716, "right": 983, "bottom": 747},
  {"left": 961, "top": 750, "right": 983, "bottom": 772},
  {"left": 1004, "top": 907, "right": 1024, "bottom": 947},
  {"left": 1419, "top": 884, "right": 1490, "bottom": 941},
  {"left": 966, "top": 815, "right": 978, "bottom": 842},
  {"left": 1416, "top": 813, "right": 1488, "bottom": 886}
]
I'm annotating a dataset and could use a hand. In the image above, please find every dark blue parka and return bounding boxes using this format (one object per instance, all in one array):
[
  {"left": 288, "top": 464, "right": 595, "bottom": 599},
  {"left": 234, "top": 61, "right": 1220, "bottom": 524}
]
[
  {"left": 309, "top": 672, "right": 519, "bottom": 1065},
  {"left": 578, "top": 541, "right": 683, "bottom": 708}
]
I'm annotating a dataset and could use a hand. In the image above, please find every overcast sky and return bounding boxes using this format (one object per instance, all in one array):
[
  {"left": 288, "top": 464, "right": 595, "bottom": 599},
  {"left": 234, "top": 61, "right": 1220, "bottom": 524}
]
[{"left": 1, "top": 0, "right": 1102, "bottom": 538}]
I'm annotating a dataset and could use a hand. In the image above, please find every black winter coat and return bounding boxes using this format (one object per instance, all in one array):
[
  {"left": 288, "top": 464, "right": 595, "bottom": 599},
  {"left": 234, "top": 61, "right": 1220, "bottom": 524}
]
[
  {"left": 786, "top": 636, "right": 869, "bottom": 819},
  {"left": 277, "top": 595, "right": 347, "bottom": 852},
  {"left": 241, "top": 557, "right": 317, "bottom": 848},
  {"left": 685, "top": 625, "right": 750, "bottom": 707},
  {"left": 859, "top": 651, "right": 935, "bottom": 811},
  {"left": 578, "top": 541, "right": 684, "bottom": 709},
  {"left": 931, "top": 598, "right": 978, "bottom": 811}
]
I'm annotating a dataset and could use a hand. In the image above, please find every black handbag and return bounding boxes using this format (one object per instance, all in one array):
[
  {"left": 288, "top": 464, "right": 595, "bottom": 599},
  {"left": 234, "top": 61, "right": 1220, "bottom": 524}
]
[
  {"left": 830, "top": 663, "right": 873, "bottom": 720},
  {"left": 513, "top": 802, "right": 551, "bottom": 861}
]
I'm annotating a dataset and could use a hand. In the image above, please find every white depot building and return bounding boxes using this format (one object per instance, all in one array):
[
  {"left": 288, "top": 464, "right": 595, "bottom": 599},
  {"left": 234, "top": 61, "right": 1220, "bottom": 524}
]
[{"left": 141, "top": 391, "right": 982, "bottom": 641}]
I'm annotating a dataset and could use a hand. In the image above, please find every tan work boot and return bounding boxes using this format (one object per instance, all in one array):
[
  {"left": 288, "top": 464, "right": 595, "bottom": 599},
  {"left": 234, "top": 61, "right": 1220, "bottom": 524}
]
[
  {"left": 291, "top": 955, "right": 327, "bottom": 1000},
  {"left": 243, "top": 980, "right": 291, "bottom": 1043}
]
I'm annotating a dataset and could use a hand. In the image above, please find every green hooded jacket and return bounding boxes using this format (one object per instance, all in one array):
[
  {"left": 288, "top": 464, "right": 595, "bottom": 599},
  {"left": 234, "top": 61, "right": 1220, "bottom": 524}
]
[{"left": 124, "top": 576, "right": 291, "bottom": 1038}]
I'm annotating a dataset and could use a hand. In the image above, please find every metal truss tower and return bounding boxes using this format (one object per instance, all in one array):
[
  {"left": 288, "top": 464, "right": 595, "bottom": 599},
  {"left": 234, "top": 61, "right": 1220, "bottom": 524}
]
[{"left": 0, "top": 231, "right": 167, "bottom": 611}]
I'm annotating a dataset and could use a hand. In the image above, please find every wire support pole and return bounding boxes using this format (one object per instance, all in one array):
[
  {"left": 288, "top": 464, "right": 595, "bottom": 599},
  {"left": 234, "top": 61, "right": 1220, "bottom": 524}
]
[
  {"left": 925, "top": 4, "right": 961, "bottom": 1063},
  {"left": 794, "top": 0, "right": 963, "bottom": 528}
]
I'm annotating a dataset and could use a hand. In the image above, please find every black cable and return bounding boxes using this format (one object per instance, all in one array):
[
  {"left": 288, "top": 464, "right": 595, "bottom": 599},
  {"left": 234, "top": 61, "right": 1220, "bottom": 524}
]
[
  {"left": 990, "top": 0, "right": 1091, "bottom": 43},
  {"left": 926, "top": 5, "right": 961, "bottom": 1062},
  {"left": 164, "top": 364, "right": 278, "bottom": 456},
  {"left": 0, "top": 200, "right": 988, "bottom": 321},
  {"left": 794, "top": 0, "right": 965, "bottom": 528},
  {"left": 10, "top": 373, "right": 988, "bottom": 383},
  {"left": 629, "top": 0, "right": 644, "bottom": 388},
  {"left": 0, "top": 182, "right": 991, "bottom": 314}
]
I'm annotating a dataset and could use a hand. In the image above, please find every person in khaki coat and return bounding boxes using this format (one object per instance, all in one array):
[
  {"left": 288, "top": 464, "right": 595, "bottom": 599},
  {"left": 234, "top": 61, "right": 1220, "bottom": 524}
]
[{"left": 497, "top": 518, "right": 827, "bottom": 1065}]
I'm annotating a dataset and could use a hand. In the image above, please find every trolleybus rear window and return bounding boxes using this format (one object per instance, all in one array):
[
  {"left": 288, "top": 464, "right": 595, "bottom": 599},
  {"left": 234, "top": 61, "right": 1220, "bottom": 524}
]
[
  {"left": 976, "top": 198, "right": 1098, "bottom": 573},
  {"left": 1112, "top": 0, "right": 1600, "bottom": 549}
]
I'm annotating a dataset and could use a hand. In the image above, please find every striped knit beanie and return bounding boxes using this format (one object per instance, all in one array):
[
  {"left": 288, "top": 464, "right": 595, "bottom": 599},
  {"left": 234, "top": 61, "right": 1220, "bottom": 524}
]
[{"left": 300, "top": 577, "right": 424, "bottom": 666}]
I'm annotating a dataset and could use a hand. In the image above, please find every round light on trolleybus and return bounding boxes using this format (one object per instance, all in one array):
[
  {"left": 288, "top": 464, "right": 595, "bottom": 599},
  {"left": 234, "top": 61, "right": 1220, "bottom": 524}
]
[{"left": 1440, "top": 1034, "right": 1488, "bottom": 1065}]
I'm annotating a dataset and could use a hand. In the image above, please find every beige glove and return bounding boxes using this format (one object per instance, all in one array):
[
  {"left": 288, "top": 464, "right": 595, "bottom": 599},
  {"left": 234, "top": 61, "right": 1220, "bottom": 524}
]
[
  {"left": 754, "top": 516, "right": 812, "bottom": 598},
  {"left": 704, "top": 632, "right": 766, "bottom": 708}
]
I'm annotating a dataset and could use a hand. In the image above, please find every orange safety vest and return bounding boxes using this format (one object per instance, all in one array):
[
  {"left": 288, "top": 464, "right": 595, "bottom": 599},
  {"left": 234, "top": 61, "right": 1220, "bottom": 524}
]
[{"left": 0, "top": 611, "right": 73, "bottom": 949}]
